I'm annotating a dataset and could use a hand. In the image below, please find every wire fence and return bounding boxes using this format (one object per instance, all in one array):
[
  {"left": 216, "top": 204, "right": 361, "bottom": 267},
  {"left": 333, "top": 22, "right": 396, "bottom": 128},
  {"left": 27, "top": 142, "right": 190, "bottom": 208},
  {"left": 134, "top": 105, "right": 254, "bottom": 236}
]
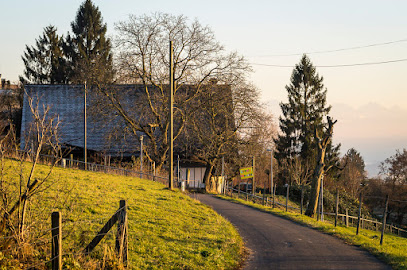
[
  {"left": 3, "top": 147, "right": 171, "bottom": 185},
  {"left": 0, "top": 201, "right": 127, "bottom": 270},
  {"left": 225, "top": 185, "right": 407, "bottom": 239}
]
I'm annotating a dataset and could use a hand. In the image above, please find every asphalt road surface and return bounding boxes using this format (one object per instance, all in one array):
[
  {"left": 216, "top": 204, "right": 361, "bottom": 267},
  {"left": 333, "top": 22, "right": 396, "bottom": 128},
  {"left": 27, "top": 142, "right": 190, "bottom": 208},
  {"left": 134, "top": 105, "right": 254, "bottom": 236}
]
[{"left": 195, "top": 194, "right": 391, "bottom": 270}]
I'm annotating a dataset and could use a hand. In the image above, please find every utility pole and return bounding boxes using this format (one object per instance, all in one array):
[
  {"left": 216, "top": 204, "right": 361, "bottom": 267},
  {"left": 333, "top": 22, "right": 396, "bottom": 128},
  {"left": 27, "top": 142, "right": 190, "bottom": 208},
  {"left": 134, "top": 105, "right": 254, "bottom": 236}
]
[
  {"left": 140, "top": 135, "right": 144, "bottom": 179},
  {"left": 168, "top": 41, "right": 174, "bottom": 190},
  {"left": 84, "top": 81, "right": 87, "bottom": 170}
]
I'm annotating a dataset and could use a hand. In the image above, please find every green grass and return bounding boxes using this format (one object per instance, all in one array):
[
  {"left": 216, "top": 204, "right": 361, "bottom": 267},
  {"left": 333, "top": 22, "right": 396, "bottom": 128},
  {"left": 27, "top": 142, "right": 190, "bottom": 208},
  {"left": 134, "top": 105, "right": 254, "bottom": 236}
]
[
  {"left": 218, "top": 194, "right": 407, "bottom": 270},
  {"left": 0, "top": 159, "right": 243, "bottom": 269}
]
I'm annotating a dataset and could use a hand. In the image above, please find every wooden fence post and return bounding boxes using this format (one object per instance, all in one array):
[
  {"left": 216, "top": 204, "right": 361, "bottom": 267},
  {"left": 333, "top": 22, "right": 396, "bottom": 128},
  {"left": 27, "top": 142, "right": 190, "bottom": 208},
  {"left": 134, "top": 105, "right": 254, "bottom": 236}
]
[
  {"left": 116, "top": 200, "right": 128, "bottom": 265},
  {"left": 335, "top": 189, "right": 339, "bottom": 227},
  {"left": 380, "top": 195, "right": 389, "bottom": 245},
  {"left": 263, "top": 185, "right": 266, "bottom": 206},
  {"left": 70, "top": 154, "right": 73, "bottom": 168},
  {"left": 272, "top": 184, "right": 276, "bottom": 208},
  {"left": 300, "top": 185, "right": 304, "bottom": 215},
  {"left": 153, "top": 162, "right": 156, "bottom": 181},
  {"left": 285, "top": 184, "right": 289, "bottom": 212},
  {"left": 356, "top": 192, "right": 363, "bottom": 235},
  {"left": 238, "top": 182, "right": 241, "bottom": 199},
  {"left": 51, "top": 212, "right": 62, "bottom": 270},
  {"left": 245, "top": 181, "right": 248, "bottom": 201},
  {"left": 345, "top": 208, "right": 349, "bottom": 227}
]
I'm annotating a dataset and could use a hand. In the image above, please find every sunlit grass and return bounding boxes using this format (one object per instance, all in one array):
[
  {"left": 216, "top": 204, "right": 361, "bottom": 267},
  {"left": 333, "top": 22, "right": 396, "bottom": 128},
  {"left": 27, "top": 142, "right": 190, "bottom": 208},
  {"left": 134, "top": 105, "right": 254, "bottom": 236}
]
[
  {"left": 218, "top": 194, "right": 407, "bottom": 270},
  {"left": 1, "top": 159, "right": 243, "bottom": 269}
]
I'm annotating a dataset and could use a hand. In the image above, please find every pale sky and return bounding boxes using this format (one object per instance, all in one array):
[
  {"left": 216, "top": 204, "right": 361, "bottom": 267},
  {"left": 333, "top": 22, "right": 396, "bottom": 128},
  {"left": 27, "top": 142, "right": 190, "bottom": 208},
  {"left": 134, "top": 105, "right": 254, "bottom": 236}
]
[{"left": 1, "top": 0, "right": 406, "bottom": 176}]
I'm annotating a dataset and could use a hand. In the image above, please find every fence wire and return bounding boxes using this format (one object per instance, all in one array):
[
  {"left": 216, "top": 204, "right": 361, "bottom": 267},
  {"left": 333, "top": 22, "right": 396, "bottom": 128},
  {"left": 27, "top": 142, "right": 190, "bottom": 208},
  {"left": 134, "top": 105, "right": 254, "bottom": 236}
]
[{"left": 226, "top": 186, "right": 407, "bottom": 239}]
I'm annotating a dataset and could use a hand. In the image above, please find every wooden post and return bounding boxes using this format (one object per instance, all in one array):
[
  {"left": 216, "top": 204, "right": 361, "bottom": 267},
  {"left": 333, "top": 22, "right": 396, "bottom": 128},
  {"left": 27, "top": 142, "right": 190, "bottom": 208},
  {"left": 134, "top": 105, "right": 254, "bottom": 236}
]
[
  {"left": 272, "top": 184, "right": 276, "bottom": 208},
  {"left": 380, "top": 195, "right": 389, "bottom": 245},
  {"left": 335, "top": 189, "right": 339, "bottom": 227},
  {"left": 345, "top": 208, "right": 349, "bottom": 227},
  {"left": 356, "top": 192, "right": 362, "bottom": 235},
  {"left": 262, "top": 186, "right": 265, "bottom": 206},
  {"left": 70, "top": 154, "right": 73, "bottom": 168},
  {"left": 252, "top": 157, "right": 255, "bottom": 196},
  {"left": 186, "top": 169, "right": 190, "bottom": 188},
  {"left": 116, "top": 200, "right": 128, "bottom": 265},
  {"left": 300, "top": 185, "right": 304, "bottom": 215},
  {"left": 316, "top": 186, "right": 321, "bottom": 221},
  {"left": 153, "top": 162, "right": 156, "bottom": 181},
  {"left": 51, "top": 212, "right": 62, "bottom": 270},
  {"left": 245, "top": 181, "right": 248, "bottom": 201},
  {"left": 84, "top": 82, "right": 87, "bottom": 171},
  {"left": 140, "top": 136, "right": 144, "bottom": 179},
  {"left": 285, "top": 184, "right": 289, "bottom": 212},
  {"left": 238, "top": 182, "right": 240, "bottom": 198}
]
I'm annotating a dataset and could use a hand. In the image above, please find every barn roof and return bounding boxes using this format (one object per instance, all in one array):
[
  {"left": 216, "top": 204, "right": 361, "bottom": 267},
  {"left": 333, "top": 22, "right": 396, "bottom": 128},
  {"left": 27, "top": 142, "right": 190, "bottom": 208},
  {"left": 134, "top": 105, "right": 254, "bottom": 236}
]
[
  {"left": 20, "top": 83, "right": 234, "bottom": 160},
  {"left": 21, "top": 84, "right": 142, "bottom": 156}
]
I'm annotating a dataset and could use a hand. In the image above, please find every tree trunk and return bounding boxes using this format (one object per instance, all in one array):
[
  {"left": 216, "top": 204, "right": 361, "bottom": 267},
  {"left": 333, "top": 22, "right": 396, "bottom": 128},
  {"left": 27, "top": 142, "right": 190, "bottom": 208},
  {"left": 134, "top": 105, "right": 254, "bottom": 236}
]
[
  {"left": 305, "top": 165, "right": 324, "bottom": 217},
  {"left": 305, "top": 116, "right": 336, "bottom": 217},
  {"left": 203, "top": 163, "right": 214, "bottom": 192}
]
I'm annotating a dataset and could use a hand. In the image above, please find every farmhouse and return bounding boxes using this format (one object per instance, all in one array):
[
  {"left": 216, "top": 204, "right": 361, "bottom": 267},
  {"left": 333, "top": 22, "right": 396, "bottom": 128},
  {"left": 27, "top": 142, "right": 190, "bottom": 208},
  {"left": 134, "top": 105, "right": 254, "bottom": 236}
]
[{"left": 21, "top": 84, "right": 234, "bottom": 189}]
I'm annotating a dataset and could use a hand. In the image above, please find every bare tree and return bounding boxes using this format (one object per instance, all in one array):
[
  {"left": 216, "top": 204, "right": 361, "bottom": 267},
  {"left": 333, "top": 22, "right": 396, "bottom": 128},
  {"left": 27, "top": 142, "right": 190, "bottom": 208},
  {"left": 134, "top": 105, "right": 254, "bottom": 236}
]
[
  {"left": 180, "top": 81, "right": 266, "bottom": 190},
  {"left": 380, "top": 148, "right": 407, "bottom": 187},
  {"left": 338, "top": 148, "right": 366, "bottom": 198},
  {"left": 305, "top": 116, "right": 337, "bottom": 217},
  {"left": 234, "top": 108, "right": 278, "bottom": 191},
  {"left": 282, "top": 156, "right": 313, "bottom": 186},
  {"left": 95, "top": 13, "right": 250, "bottom": 170},
  {"left": 0, "top": 93, "right": 62, "bottom": 239}
]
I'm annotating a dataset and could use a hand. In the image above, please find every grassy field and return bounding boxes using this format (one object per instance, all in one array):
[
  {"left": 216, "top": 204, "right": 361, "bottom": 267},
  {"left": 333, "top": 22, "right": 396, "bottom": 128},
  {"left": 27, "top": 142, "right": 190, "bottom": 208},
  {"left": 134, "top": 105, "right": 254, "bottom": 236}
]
[
  {"left": 0, "top": 159, "right": 243, "bottom": 269},
  {"left": 218, "top": 194, "right": 407, "bottom": 270}
]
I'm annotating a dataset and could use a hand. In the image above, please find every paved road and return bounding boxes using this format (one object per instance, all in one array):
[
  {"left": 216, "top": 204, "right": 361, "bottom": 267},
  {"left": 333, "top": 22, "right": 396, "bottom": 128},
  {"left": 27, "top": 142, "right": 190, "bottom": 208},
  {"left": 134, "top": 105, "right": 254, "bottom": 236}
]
[{"left": 195, "top": 194, "right": 391, "bottom": 270}]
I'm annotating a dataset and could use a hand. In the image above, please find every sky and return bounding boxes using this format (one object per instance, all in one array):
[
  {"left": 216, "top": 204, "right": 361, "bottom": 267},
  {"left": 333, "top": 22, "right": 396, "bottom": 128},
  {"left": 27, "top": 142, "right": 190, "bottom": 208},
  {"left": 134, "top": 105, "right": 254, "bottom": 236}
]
[{"left": 1, "top": 0, "right": 406, "bottom": 176}]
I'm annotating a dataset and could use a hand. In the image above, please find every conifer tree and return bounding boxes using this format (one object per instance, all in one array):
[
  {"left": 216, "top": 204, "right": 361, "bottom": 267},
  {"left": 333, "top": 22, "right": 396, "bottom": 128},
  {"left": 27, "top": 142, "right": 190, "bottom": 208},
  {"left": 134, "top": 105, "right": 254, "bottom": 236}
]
[
  {"left": 21, "top": 25, "right": 68, "bottom": 84},
  {"left": 66, "top": 0, "right": 113, "bottom": 84},
  {"left": 274, "top": 54, "right": 339, "bottom": 183}
]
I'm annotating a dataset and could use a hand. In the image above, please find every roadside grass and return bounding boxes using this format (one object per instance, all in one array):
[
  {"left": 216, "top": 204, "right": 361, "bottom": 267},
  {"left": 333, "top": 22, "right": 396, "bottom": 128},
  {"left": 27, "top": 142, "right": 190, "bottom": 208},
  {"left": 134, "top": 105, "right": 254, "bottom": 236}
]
[
  {"left": 1, "top": 159, "right": 243, "bottom": 269},
  {"left": 217, "top": 194, "right": 407, "bottom": 270}
]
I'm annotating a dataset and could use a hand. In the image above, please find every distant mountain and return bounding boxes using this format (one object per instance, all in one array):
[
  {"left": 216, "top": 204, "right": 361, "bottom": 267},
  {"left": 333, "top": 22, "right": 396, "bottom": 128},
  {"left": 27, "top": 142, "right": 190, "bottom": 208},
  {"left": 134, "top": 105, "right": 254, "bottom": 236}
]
[{"left": 267, "top": 99, "right": 407, "bottom": 178}]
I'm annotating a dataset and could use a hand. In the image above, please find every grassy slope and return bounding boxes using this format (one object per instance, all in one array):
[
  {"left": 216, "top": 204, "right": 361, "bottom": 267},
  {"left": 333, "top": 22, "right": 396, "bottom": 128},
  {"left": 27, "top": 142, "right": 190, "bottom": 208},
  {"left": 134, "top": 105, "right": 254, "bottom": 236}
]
[
  {"left": 1, "top": 159, "right": 243, "bottom": 269},
  {"left": 218, "top": 195, "right": 407, "bottom": 270}
]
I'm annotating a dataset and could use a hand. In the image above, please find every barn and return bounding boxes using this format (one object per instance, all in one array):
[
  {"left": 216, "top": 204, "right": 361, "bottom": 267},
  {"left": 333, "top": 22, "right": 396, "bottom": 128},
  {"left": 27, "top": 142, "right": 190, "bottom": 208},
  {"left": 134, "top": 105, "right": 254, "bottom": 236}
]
[{"left": 20, "top": 84, "right": 232, "bottom": 189}]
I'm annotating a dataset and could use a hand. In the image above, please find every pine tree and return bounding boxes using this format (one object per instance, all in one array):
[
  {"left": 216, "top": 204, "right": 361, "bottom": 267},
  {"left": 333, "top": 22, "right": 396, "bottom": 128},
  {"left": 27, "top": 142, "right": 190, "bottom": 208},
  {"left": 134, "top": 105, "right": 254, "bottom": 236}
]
[
  {"left": 21, "top": 25, "right": 68, "bottom": 84},
  {"left": 66, "top": 0, "right": 113, "bottom": 84},
  {"left": 275, "top": 54, "right": 339, "bottom": 183}
]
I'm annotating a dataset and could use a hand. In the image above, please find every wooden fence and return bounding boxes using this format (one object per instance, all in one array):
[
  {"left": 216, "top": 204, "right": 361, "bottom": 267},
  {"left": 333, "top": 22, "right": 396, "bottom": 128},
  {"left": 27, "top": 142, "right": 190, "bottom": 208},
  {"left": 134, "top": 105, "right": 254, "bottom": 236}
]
[
  {"left": 50, "top": 200, "right": 128, "bottom": 270},
  {"left": 226, "top": 186, "right": 407, "bottom": 244}
]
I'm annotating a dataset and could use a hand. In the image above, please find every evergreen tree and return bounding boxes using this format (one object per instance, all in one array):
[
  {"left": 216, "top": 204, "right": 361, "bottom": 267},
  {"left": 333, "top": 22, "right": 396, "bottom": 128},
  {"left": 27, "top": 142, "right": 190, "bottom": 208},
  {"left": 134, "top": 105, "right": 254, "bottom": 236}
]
[
  {"left": 275, "top": 54, "right": 339, "bottom": 183},
  {"left": 66, "top": 0, "right": 113, "bottom": 84},
  {"left": 21, "top": 25, "right": 68, "bottom": 84}
]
